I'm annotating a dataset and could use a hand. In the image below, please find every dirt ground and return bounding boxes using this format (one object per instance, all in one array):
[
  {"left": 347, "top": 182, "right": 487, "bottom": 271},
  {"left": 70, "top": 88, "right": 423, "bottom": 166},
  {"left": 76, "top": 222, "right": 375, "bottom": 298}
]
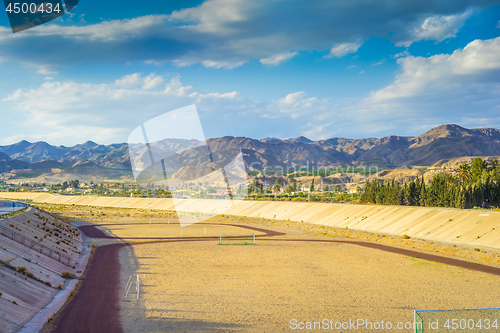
[
  {"left": 118, "top": 236, "right": 500, "bottom": 332},
  {"left": 33, "top": 204, "right": 500, "bottom": 332}
]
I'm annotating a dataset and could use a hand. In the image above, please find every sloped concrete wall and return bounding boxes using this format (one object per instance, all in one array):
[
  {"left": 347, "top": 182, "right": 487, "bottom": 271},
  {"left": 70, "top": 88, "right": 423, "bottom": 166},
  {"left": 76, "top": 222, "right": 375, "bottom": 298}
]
[{"left": 1, "top": 193, "right": 499, "bottom": 249}]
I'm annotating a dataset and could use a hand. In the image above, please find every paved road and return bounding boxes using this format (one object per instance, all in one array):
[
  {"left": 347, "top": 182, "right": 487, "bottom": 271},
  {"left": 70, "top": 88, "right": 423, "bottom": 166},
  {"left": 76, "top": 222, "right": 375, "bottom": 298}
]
[{"left": 0, "top": 200, "right": 26, "bottom": 216}]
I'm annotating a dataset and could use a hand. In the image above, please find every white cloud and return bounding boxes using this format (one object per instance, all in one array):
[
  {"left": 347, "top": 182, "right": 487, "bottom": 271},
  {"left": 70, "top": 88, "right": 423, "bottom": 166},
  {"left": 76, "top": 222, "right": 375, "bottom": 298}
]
[
  {"left": 116, "top": 73, "right": 166, "bottom": 90},
  {"left": 1, "top": 74, "right": 243, "bottom": 145},
  {"left": 3, "top": 89, "right": 22, "bottom": 102},
  {"left": 3, "top": 35, "right": 500, "bottom": 144},
  {"left": 197, "top": 91, "right": 238, "bottom": 100},
  {"left": 325, "top": 42, "right": 362, "bottom": 58},
  {"left": 393, "top": 50, "right": 410, "bottom": 59},
  {"left": 164, "top": 75, "right": 194, "bottom": 96},
  {"left": 261, "top": 91, "right": 331, "bottom": 120},
  {"left": 397, "top": 10, "right": 473, "bottom": 47},
  {"left": 333, "top": 36, "right": 500, "bottom": 136},
  {"left": 0, "top": 1, "right": 488, "bottom": 71},
  {"left": 115, "top": 73, "right": 143, "bottom": 87},
  {"left": 259, "top": 52, "right": 298, "bottom": 66},
  {"left": 142, "top": 73, "right": 165, "bottom": 90},
  {"left": 371, "top": 37, "right": 500, "bottom": 102},
  {"left": 302, "top": 122, "right": 334, "bottom": 140},
  {"left": 373, "top": 60, "right": 385, "bottom": 66},
  {"left": 201, "top": 60, "right": 246, "bottom": 69}
]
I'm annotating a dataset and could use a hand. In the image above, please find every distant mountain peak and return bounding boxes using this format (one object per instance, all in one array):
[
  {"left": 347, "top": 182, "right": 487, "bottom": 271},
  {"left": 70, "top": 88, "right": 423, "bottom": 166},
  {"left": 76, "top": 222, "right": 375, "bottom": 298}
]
[
  {"left": 15, "top": 140, "right": 31, "bottom": 146},
  {"left": 74, "top": 140, "right": 99, "bottom": 149},
  {"left": 287, "top": 136, "right": 313, "bottom": 144},
  {"left": 410, "top": 124, "right": 473, "bottom": 146},
  {"left": 0, "top": 124, "right": 500, "bottom": 173},
  {"left": 260, "top": 137, "right": 282, "bottom": 143}
]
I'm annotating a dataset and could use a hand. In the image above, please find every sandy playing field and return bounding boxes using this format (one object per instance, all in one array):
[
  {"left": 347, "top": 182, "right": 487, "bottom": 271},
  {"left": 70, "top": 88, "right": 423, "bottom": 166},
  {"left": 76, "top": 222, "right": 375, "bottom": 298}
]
[
  {"left": 109, "top": 223, "right": 500, "bottom": 332},
  {"left": 32, "top": 204, "right": 500, "bottom": 332}
]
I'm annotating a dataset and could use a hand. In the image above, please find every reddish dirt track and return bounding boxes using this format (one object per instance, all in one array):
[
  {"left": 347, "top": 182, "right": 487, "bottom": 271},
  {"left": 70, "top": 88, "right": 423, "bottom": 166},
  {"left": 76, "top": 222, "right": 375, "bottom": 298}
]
[
  {"left": 51, "top": 223, "right": 500, "bottom": 333},
  {"left": 258, "top": 238, "right": 500, "bottom": 277},
  {"left": 50, "top": 241, "right": 126, "bottom": 333}
]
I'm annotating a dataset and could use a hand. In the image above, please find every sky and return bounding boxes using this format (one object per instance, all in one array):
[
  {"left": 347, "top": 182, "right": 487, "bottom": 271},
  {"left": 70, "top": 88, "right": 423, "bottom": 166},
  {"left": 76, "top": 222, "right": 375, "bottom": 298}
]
[{"left": 1, "top": 0, "right": 500, "bottom": 146}]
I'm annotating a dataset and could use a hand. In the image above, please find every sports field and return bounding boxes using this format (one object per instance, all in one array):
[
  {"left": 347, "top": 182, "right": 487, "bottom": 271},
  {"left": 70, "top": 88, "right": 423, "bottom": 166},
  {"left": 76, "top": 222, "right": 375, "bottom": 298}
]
[
  {"left": 38, "top": 205, "right": 500, "bottom": 333},
  {"left": 119, "top": 236, "right": 500, "bottom": 332}
]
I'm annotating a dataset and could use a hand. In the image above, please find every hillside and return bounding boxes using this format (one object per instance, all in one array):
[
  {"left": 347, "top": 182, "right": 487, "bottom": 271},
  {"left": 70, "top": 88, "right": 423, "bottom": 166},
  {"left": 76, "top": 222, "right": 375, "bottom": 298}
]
[{"left": 1, "top": 124, "right": 500, "bottom": 177}]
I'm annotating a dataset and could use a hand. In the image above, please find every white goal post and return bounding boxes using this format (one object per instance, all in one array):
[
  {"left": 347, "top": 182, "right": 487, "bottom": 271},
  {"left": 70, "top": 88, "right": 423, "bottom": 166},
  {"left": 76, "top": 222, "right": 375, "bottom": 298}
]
[
  {"left": 124, "top": 274, "right": 140, "bottom": 301},
  {"left": 218, "top": 233, "right": 255, "bottom": 245}
]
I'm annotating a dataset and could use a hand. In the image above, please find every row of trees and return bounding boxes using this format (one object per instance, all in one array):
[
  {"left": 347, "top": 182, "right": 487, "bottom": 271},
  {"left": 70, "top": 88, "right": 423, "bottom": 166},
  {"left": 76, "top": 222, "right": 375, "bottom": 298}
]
[{"left": 361, "top": 158, "right": 500, "bottom": 209}]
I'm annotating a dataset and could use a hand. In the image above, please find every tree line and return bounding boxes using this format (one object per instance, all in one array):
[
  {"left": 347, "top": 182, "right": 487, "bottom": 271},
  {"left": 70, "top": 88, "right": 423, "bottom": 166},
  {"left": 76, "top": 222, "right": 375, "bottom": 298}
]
[{"left": 361, "top": 158, "right": 500, "bottom": 209}]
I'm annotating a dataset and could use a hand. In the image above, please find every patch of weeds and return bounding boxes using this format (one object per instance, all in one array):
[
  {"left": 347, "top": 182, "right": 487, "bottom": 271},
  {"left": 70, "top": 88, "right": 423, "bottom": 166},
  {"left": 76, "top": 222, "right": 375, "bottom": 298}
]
[{"left": 61, "top": 271, "right": 76, "bottom": 279}]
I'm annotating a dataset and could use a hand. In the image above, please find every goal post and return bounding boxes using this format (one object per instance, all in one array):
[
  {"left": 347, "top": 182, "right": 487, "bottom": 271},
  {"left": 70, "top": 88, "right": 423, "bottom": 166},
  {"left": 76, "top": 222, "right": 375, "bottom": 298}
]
[
  {"left": 414, "top": 308, "right": 500, "bottom": 332},
  {"left": 218, "top": 233, "right": 255, "bottom": 245},
  {"left": 124, "top": 274, "right": 140, "bottom": 301}
]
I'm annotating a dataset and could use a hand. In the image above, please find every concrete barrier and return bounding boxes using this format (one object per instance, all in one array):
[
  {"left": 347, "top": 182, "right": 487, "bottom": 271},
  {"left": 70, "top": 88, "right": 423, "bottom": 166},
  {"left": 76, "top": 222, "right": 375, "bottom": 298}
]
[{"left": 1, "top": 192, "right": 499, "bottom": 250}]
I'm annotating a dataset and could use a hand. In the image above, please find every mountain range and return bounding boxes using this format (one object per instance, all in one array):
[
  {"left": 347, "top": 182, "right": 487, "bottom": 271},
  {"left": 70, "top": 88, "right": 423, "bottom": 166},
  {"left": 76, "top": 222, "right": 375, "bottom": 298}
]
[{"left": 1, "top": 124, "right": 500, "bottom": 174}]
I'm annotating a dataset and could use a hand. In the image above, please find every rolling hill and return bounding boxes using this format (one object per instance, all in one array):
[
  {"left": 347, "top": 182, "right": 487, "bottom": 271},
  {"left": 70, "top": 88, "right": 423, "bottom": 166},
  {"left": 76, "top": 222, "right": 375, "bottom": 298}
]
[{"left": 1, "top": 124, "right": 500, "bottom": 176}]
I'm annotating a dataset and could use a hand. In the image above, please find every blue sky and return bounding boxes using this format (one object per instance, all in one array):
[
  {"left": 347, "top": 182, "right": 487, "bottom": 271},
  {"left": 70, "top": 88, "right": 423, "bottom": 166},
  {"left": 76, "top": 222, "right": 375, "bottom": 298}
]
[{"left": 1, "top": 0, "right": 500, "bottom": 145}]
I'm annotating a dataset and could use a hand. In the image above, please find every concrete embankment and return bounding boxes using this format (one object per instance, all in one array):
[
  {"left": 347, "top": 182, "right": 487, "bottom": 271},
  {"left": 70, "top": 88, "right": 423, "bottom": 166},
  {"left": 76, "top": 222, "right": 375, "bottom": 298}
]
[
  {"left": 0, "top": 200, "right": 27, "bottom": 216},
  {"left": 0, "top": 192, "right": 499, "bottom": 250}
]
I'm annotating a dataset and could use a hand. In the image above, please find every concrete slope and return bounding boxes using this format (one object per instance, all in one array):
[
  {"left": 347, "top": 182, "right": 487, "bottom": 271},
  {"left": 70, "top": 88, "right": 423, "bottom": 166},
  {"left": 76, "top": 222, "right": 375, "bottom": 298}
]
[{"left": 1, "top": 193, "right": 499, "bottom": 250}]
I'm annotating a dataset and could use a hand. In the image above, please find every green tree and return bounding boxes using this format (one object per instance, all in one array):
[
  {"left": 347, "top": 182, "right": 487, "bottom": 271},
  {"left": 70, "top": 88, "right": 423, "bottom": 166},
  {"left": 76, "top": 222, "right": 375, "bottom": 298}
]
[
  {"left": 419, "top": 176, "right": 426, "bottom": 206},
  {"left": 273, "top": 178, "right": 281, "bottom": 193},
  {"left": 471, "top": 158, "right": 487, "bottom": 183},
  {"left": 457, "top": 163, "right": 471, "bottom": 185}
]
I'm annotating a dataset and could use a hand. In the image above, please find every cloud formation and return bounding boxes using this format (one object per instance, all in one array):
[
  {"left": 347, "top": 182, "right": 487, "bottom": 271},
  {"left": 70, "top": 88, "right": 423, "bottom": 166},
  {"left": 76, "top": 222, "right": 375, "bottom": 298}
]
[
  {"left": 260, "top": 52, "right": 298, "bottom": 65},
  {"left": 343, "top": 36, "right": 500, "bottom": 136},
  {"left": 2, "top": 35, "right": 500, "bottom": 144},
  {"left": 397, "top": 10, "right": 474, "bottom": 47},
  {"left": 0, "top": 0, "right": 493, "bottom": 71},
  {"left": 325, "top": 42, "right": 361, "bottom": 58}
]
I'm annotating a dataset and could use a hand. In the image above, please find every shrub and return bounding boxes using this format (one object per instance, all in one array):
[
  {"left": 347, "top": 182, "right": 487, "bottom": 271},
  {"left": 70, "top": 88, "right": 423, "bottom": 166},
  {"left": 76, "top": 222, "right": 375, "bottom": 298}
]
[
  {"left": 61, "top": 271, "right": 75, "bottom": 279},
  {"left": 0, "top": 291, "right": 2, "bottom": 297},
  {"left": 16, "top": 266, "right": 27, "bottom": 274},
  {"left": 44, "top": 281, "right": 52, "bottom": 287},
  {"left": 56, "top": 283, "right": 63, "bottom": 290},
  {"left": 403, "top": 235, "right": 411, "bottom": 239}
]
